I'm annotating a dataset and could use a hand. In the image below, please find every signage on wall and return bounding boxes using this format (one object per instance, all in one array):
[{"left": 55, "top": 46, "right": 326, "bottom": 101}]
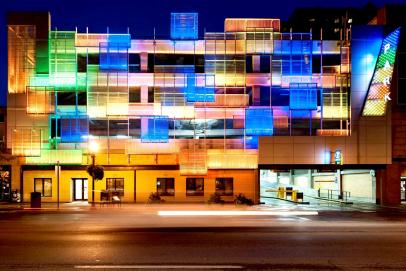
[
  {"left": 334, "top": 150, "right": 342, "bottom": 165},
  {"left": 362, "top": 28, "right": 401, "bottom": 116}
]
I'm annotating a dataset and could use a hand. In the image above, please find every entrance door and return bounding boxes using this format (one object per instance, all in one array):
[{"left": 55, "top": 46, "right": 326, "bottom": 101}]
[
  {"left": 401, "top": 178, "right": 406, "bottom": 202},
  {"left": 73, "top": 179, "right": 88, "bottom": 201}
]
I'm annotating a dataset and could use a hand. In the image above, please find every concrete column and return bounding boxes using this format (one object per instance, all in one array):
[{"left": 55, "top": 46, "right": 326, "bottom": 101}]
[{"left": 377, "top": 163, "right": 401, "bottom": 205}]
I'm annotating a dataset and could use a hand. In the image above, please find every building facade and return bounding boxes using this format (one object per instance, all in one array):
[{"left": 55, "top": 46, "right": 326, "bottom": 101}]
[{"left": 2, "top": 10, "right": 403, "bottom": 204}]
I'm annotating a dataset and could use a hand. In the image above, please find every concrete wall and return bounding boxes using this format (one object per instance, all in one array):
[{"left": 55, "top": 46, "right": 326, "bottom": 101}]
[{"left": 259, "top": 117, "right": 391, "bottom": 166}]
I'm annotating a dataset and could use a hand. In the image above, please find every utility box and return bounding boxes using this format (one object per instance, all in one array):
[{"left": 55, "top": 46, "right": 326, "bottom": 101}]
[{"left": 30, "top": 192, "right": 41, "bottom": 208}]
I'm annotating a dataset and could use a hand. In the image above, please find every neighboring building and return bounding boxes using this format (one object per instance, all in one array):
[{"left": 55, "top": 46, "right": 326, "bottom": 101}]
[
  {"left": 285, "top": 3, "right": 377, "bottom": 40},
  {"left": 2, "top": 9, "right": 403, "bottom": 204}
]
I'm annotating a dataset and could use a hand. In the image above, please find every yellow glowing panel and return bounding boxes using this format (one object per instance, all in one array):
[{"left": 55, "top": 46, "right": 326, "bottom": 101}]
[
  {"left": 75, "top": 33, "right": 108, "bottom": 47},
  {"left": 322, "top": 106, "right": 349, "bottom": 119},
  {"left": 158, "top": 106, "right": 195, "bottom": 119},
  {"left": 25, "top": 150, "right": 83, "bottom": 164},
  {"left": 207, "top": 149, "right": 258, "bottom": 169},
  {"left": 362, "top": 100, "right": 386, "bottom": 116},
  {"left": 213, "top": 74, "right": 245, "bottom": 87},
  {"left": 126, "top": 139, "right": 179, "bottom": 154}
]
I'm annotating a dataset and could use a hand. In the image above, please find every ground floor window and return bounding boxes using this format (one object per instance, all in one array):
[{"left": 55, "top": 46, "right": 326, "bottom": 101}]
[
  {"left": 186, "top": 178, "right": 204, "bottom": 196},
  {"left": 106, "top": 178, "right": 124, "bottom": 197},
  {"left": 34, "top": 178, "right": 52, "bottom": 197},
  {"left": 215, "top": 178, "right": 233, "bottom": 196},
  {"left": 157, "top": 178, "right": 175, "bottom": 196}
]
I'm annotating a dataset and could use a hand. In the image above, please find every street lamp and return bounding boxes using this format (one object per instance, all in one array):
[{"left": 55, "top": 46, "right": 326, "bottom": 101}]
[{"left": 88, "top": 141, "right": 99, "bottom": 206}]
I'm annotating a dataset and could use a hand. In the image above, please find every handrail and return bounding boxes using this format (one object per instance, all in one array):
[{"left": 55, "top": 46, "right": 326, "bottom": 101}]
[{"left": 318, "top": 189, "right": 351, "bottom": 202}]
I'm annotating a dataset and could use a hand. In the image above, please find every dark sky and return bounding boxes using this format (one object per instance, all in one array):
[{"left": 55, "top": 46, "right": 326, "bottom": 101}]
[{"left": 1, "top": 0, "right": 406, "bottom": 106}]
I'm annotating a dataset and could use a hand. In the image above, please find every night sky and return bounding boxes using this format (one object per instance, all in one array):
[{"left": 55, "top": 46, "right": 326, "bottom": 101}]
[{"left": 1, "top": 0, "right": 405, "bottom": 106}]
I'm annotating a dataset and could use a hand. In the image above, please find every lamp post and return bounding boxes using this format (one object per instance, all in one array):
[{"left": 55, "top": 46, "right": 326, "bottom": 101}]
[{"left": 88, "top": 141, "right": 99, "bottom": 207}]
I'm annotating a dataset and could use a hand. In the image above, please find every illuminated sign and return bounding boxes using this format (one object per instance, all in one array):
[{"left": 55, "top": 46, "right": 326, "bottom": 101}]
[
  {"left": 334, "top": 150, "right": 342, "bottom": 165},
  {"left": 362, "top": 28, "right": 401, "bottom": 116}
]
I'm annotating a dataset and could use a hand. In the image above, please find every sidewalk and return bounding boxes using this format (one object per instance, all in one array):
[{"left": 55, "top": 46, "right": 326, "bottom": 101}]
[{"left": 1, "top": 200, "right": 406, "bottom": 213}]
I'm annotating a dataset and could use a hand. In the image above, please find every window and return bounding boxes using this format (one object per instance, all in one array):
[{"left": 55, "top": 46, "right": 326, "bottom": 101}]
[
  {"left": 186, "top": 178, "right": 204, "bottom": 196},
  {"left": 215, "top": 178, "right": 233, "bottom": 196},
  {"left": 34, "top": 178, "right": 52, "bottom": 197},
  {"left": 106, "top": 178, "right": 124, "bottom": 197},
  {"left": 157, "top": 178, "right": 174, "bottom": 196}
]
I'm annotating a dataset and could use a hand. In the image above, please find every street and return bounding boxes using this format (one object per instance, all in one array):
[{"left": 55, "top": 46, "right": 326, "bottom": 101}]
[{"left": 1, "top": 203, "right": 406, "bottom": 270}]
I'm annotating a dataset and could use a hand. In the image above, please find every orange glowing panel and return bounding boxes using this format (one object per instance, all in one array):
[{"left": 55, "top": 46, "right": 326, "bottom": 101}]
[
  {"left": 207, "top": 149, "right": 258, "bottom": 169},
  {"left": 316, "top": 129, "right": 349, "bottom": 136},
  {"left": 225, "top": 19, "right": 280, "bottom": 32},
  {"left": 179, "top": 149, "right": 207, "bottom": 175},
  {"left": 11, "top": 128, "right": 41, "bottom": 157},
  {"left": 195, "top": 94, "right": 249, "bottom": 107},
  {"left": 27, "top": 88, "right": 55, "bottom": 114}
]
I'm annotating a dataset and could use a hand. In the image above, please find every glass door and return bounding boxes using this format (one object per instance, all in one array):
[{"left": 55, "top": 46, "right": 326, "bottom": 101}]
[{"left": 73, "top": 179, "right": 88, "bottom": 201}]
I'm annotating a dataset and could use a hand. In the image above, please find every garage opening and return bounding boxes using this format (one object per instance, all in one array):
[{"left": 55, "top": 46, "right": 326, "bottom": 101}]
[{"left": 260, "top": 169, "right": 376, "bottom": 204}]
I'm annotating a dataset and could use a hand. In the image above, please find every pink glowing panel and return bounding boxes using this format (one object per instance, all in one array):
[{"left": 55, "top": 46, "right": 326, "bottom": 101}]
[
  {"left": 245, "top": 74, "right": 271, "bottom": 86},
  {"left": 194, "top": 108, "right": 245, "bottom": 119},
  {"left": 128, "top": 73, "right": 154, "bottom": 87},
  {"left": 129, "top": 104, "right": 155, "bottom": 116}
]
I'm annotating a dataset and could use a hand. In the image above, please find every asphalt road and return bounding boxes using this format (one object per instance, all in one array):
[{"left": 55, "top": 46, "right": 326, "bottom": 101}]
[{"left": 1, "top": 206, "right": 406, "bottom": 271}]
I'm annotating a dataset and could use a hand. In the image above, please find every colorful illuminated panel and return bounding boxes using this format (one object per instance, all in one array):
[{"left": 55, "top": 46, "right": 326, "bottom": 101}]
[
  {"left": 141, "top": 117, "right": 169, "bottom": 143},
  {"left": 171, "top": 13, "right": 198, "bottom": 40},
  {"left": 6, "top": 11, "right": 353, "bottom": 170},
  {"left": 245, "top": 108, "right": 273, "bottom": 136},
  {"left": 362, "top": 28, "right": 401, "bottom": 116}
]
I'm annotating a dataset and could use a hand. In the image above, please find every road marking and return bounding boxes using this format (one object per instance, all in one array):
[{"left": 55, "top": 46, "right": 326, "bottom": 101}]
[
  {"left": 75, "top": 265, "right": 243, "bottom": 269},
  {"left": 157, "top": 210, "right": 318, "bottom": 216}
]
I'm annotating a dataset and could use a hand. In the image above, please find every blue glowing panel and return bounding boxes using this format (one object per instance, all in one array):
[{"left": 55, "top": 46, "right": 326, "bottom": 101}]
[
  {"left": 289, "top": 83, "right": 318, "bottom": 110},
  {"left": 351, "top": 26, "right": 383, "bottom": 116},
  {"left": 184, "top": 74, "right": 215, "bottom": 102},
  {"left": 246, "top": 136, "right": 258, "bottom": 149},
  {"left": 60, "top": 116, "right": 89, "bottom": 143},
  {"left": 141, "top": 116, "right": 169, "bottom": 143},
  {"left": 279, "top": 39, "right": 312, "bottom": 76},
  {"left": 99, "top": 41, "right": 129, "bottom": 71},
  {"left": 107, "top": 34, "right": 131, "bottom": 47},
  {"left": 245, "top": 108, "right": 273, "bottom": 136},
  {"left": 171, "top": 13, "right": 198, "bottom": 40}
]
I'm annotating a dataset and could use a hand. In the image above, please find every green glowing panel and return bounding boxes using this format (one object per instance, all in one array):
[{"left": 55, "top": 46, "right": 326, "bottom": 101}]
[
  {"left": 49, "top": 31, "right": 80, "bottom": 91},
  {"left": 35, "top": 40, "right": 50, "bottom": 74}
]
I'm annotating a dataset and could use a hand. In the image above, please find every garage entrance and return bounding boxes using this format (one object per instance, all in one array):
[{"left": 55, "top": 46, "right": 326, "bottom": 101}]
[{"left": 260, "top": 169, "right": 376, "bottom": 204}]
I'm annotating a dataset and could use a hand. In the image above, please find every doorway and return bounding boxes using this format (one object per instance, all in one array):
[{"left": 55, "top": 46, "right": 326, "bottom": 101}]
[
  {"left": 401, "top": 178, "right": 406, "bottom": 202},
  {"left": 73, "top": 178, "right": 88, "bottom": 201}
]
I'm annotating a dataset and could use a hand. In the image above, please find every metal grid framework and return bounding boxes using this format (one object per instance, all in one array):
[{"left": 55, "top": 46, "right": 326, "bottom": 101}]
[{"left": 7, "top": 13, "right": 352, "bottom": 168}]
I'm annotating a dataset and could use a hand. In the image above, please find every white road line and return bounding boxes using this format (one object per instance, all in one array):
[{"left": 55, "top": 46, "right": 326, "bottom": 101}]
[
  {"left": 157, "top": 210, "right": 318, "bottom": 216},
  {"left": 75, "top": 265, "right": 243, "bottom": 269}
]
